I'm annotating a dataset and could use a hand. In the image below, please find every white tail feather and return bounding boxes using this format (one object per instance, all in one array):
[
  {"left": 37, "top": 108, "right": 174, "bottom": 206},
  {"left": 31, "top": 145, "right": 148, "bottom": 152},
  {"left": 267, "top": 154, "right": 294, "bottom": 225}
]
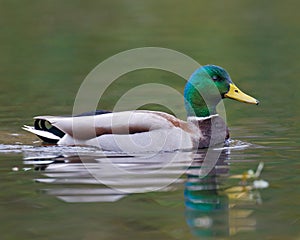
[{"left": 22, "top": 125, "right": 61, "bottom": 140}]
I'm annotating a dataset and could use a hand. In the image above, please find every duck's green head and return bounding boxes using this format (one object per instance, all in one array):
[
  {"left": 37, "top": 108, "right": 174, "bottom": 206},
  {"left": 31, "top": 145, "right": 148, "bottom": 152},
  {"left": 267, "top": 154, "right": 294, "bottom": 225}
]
[{"left": 184, "top": 65, "right": 259, "bottom": 117}]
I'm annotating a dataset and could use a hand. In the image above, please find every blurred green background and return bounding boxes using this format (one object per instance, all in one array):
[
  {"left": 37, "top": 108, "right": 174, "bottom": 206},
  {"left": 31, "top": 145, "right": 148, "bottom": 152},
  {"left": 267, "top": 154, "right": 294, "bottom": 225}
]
[{"left": 1, "top": 0, "right": 299, "bottom": 131}]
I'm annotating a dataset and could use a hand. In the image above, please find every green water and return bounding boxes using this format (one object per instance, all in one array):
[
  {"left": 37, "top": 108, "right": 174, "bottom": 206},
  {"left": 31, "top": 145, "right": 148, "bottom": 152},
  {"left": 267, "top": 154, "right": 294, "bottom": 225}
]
[{"left": 1, "top": 1, "right": 300, "bottom": 239}]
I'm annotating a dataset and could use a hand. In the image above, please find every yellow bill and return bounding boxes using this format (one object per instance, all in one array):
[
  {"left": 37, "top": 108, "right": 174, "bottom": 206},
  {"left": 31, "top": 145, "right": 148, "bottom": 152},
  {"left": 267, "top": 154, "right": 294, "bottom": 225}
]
[{"left": 225, "top": 83, "right": 259, "bottom": 105}]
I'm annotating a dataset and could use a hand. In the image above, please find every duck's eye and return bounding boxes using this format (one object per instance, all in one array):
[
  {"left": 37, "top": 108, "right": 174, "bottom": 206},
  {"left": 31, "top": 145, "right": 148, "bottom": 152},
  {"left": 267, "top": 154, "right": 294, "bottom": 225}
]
[{"left": 212, "top": 75, "right": 220, "bottom": 81}]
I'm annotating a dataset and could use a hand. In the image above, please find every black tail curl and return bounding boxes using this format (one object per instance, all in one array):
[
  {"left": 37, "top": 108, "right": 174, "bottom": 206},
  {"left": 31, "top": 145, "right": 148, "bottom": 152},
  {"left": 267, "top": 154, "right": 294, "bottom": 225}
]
[{"left": 34, "top": 119, "right": 64, "bottom": 143}]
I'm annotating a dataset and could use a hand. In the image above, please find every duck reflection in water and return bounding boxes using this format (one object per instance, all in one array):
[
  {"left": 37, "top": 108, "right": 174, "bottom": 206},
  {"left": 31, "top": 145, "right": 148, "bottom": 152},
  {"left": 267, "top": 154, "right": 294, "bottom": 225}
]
[
  {"left": 23, "top": 148, "right": 195, "bottom": 201},
  {"left": 22, "top": 145, "right": 267, "bottom": 238},
  {"left": 185, "top": 149, "right": 266, "bottom": 238}
]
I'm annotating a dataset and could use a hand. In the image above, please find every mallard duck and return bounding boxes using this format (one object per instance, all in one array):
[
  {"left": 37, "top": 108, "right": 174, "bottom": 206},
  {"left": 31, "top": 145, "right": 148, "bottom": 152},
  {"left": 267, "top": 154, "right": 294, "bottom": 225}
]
[{"left": 23, "top": 65, "right": 258, "bottom": 152}]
